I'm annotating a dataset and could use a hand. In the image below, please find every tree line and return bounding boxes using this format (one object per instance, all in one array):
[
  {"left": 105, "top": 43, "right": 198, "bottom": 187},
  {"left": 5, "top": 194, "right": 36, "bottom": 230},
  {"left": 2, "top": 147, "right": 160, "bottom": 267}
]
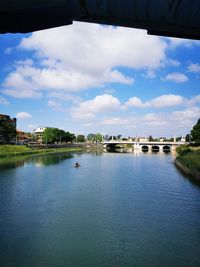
[
  {"left": 1, "top": 118, "right": 200, "bottom": 145},
  {"left": 190, "top": 118, "right": 200, "bottom": 144},
  {"left": 35, "top": 118, "right": 200, "bottom": 145},
  {"left": 42, "top": 129, "right": 105, "bottom": 144},
  {"left": 42, "top": 128, "right": 76, "bottom": 144}
]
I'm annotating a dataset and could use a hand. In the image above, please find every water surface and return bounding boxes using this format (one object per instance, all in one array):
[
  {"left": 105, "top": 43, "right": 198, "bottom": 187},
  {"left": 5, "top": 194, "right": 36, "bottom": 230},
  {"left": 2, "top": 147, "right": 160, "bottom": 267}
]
[{"left": 0, "top": 152, "right": 200, "bottom": 267}]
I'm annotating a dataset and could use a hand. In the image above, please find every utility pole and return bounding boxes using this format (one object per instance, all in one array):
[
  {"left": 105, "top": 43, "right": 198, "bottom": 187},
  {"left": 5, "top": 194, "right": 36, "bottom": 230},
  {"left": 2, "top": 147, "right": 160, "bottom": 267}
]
[{"left": 173, "top": 134, "right": 176, "bottom": 142}]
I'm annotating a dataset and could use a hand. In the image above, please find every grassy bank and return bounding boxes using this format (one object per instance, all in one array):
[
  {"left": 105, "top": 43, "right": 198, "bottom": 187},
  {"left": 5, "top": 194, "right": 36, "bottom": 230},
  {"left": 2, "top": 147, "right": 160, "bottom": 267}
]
[
  {"left": 0, "top": 145, "right": 84, "bottom": 160},
  {"left": 175, "top": 146, "right": 200, "bottom": 181}
]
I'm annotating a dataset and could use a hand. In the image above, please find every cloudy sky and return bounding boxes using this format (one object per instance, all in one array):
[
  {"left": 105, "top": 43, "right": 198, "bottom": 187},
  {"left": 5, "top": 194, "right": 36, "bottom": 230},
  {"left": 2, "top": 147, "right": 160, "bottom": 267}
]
[{"left": 0, "top": 22, "right": 200, "bottom": 137}]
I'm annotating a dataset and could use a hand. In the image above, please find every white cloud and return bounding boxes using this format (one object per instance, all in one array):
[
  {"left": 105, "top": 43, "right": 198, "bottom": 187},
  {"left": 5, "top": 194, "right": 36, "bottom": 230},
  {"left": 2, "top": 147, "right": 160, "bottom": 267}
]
[
  {"left": 20, "top": 23, "right": 167, "bottom": 71},
  {"left": 2, "top": 69, "right": 42, "bottom": 98},
  {"left": 3, "top": 23, "right": 199, "bottom": 100},
  {"left": 187, "top": 63, "right": 200, "bottom": 73},
  {"left": 15, "top": 112, "right": 32, "bottom": 119},
  {"left": 101, "top": 117, "right": 130, "bottom": 126},
  {"left": 172, "top": 107, "right": 200, "bottom": 122},
  {"left": 69, "top": 93, "right": 199, "bottom": 136},
  {"left": 28, "top": 124, "right": 37, "bottom": 130},
  {"left": 163, "top": 72, "right": 189, "bottom": 83},
  {"left": 48, "top": 100, "right": 61, "bottom": 109},
  {"left": 192, "top": 95, "right": 200, "bottom": 103},
  {"left": 140, "top": 107, "right": 200, "bottom": 135},
  {"left": 47, "top": 99, "right": 68, "bottom": 112},
  {"left": 125, "top": 94, "right": 184, "bottom": 109},
  {"left": 71, "top": 94, "right": 121, "bottom": 119},
  {"left": 166, "top": 59, "right": 180, "bottom": 67},
  {"left": 167, "top": 38, "right": 199, "bottom": 49},
  {"left": 143, "top": 113, "right": 167, "bottom": 126},
  {"left": 0, "top": 23, "right": 170, "bottom": 99},
  {"left": 2, "top": 58, "right": 133, "bottom": 99},
  {"left": 150, "top": 95, "right": 184, "bottom": 108},
  {"left": 0, "top": 96, "right": 9, "bottom": 105},
  {"left": 125, "top": 97, "right": 147, "bottom": 108},
  {"left": 48, "top": 92, "right": 81, "bottom": 105},
  {"left": 186, "top": 95, "right": 200, "bottom": 107},
  {"left": 143, "top": 70, "right": 156, "bottom": 79},
  {"left": 95, "top": 105, "right": 200, "bottom": 137}
]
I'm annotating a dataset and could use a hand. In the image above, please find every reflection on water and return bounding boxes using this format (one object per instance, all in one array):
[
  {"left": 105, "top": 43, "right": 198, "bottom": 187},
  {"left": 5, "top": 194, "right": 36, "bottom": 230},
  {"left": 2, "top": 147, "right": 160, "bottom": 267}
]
[
  {"left": 30, "top": 153, "right": 73, "bottom": 167},
  {"left": 104, "top": 147, "right": 173, "bottom": 154},
  {"left": 104, "top": 147, "right": 134, "bottom": 153},
  {"left": 0, "top": 153, "right": 74, "bottom": 171},
  {"left": 0, "top": 149, "right": 176, "bottom": 172}
]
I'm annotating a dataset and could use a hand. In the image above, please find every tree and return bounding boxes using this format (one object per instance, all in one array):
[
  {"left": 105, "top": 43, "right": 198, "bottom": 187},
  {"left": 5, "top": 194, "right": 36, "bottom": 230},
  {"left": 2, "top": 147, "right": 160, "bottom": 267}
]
[
  {"left": 191, "top": 119, "right": 200, "bottom": 143},
  {"left": 87, "top": 133, "right": 95, "bottom": 142},
  {"left": 117, "top": 134, "right": 122, "bottom": 140},
  {"left": 0, "top": 120, "right": 16, "bottom": 143},
  {"left": 149, "top": 135, "right": 153, "bottom": 141},
  {"left": 43, "top": 128, "right": 76, "bottom": 144},
  {"left": 108, "top": 136, "right": 116, "bottom": 140},
  {"left": 53, "top": 128, "right": 63, "bottom": 143},
  {"left": 185, "top": 134, "right": 192, "bottom": 143},
  {"left": 76, "top": 134, "right": 85, "bottom": 143},
  {"left": 64, "top": 132, "right": 76, "bottom": 143},
  {"left": 176, "top": 136, "right": 182, "bottom": 142},
  {"left": 95, "top": 133, "right": 102, "bottom": 142},
  {"left": 103, "top": 135, "right": 109, "bottom": 141},
  {"left": 42, "top": 128, "right": 55, "bottom": 144}
]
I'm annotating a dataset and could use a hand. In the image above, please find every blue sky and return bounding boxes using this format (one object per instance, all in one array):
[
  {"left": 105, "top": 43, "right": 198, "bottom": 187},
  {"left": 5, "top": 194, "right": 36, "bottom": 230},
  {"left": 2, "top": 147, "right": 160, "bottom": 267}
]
[{"left": 0, "top": 22, "right": 200, "bottom": 138}]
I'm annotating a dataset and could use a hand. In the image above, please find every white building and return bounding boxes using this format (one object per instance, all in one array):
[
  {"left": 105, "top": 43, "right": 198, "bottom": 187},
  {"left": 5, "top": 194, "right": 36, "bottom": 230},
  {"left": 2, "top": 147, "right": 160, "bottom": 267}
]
[
  {"left": 33, "top": 127, "right": 47, "bottom": 141},
  {"left": 139, "top": 137, "right": 149, "bottom": 142}
]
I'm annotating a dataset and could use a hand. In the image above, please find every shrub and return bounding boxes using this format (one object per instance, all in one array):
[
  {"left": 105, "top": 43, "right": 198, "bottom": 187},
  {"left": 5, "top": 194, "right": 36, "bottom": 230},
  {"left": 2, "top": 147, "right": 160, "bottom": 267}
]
[{"left": 176, "top": 145, "right": 191, "bottom": 156}]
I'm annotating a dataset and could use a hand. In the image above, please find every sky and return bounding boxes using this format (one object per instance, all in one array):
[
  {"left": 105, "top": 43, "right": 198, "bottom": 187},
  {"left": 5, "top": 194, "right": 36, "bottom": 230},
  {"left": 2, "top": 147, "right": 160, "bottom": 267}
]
[{"left": 0, "top": 22, "right": 200, "bottom": 138}]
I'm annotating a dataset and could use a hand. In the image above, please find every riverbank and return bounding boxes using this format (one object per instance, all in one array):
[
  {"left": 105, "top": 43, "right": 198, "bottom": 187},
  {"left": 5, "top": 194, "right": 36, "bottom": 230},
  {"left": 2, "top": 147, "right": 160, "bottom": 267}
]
[
  {"left": 174, "top": 146, "right": 200, "bottom": 182},
  {"left": 0, "top": 145, "right": 85, "bottom": 160}
]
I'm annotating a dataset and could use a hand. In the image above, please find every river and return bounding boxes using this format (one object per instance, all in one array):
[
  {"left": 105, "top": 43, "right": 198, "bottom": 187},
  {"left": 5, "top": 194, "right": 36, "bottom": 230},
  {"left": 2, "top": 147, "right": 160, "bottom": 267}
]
[{"left": 0, "top": 151, "right": 200, "bottom": 267}]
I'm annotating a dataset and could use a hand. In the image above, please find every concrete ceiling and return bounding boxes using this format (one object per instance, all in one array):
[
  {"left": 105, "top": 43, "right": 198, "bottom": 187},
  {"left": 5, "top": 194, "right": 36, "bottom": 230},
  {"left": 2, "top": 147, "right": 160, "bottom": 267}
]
[{"left": 0, "top": 0, "right": 200, "bottom": 39}]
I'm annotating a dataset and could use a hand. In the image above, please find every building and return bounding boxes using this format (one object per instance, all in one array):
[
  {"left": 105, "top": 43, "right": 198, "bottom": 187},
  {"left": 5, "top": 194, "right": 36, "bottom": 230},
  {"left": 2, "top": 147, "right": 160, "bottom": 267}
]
[
  {"left": 33, "top": 127, "right": 47, "bottom": 142},
  {"left": 0, "top": 114, "right": 16, "bottom": 144},
  {"left": 16, "top": 130, "right": 33, "bottom": 144},
  {"left": 138, "top": 137, "right": 149, "bottom": 142}
]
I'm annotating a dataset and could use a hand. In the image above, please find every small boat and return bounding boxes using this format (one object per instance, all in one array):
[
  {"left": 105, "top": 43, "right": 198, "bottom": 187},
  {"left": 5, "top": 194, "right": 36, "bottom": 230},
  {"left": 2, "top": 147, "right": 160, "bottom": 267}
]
[{"left": 74, "top": 162, "right": 80, "bottom": 168}]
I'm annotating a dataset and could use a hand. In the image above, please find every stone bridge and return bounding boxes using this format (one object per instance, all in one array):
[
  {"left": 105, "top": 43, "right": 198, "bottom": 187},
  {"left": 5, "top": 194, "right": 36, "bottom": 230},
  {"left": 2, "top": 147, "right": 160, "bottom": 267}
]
[{"left": 103, "top": 141, "right": 186, "bottom": 152}]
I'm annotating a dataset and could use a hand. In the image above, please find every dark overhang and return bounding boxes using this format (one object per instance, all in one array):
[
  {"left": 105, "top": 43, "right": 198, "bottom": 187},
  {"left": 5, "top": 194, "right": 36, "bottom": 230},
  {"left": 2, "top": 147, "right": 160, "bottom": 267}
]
[{"left": 0, "top": 0, "right": 200, "bottom": 39}]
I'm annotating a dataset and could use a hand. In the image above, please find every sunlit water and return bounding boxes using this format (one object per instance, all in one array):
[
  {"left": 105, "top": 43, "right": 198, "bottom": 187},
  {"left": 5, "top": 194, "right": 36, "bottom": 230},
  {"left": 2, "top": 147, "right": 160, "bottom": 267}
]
[{"left": 0, "top": 151, "right": 200, "bottom": 267}]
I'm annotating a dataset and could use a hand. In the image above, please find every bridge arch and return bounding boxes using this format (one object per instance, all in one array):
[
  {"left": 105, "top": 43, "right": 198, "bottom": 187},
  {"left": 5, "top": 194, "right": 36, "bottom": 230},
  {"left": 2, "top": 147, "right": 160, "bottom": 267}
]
[
  {"left": 151, "top": 145, "right": 160, "bottom": 152},
  {"left": 105, "top": 144, "right": 116, "bottom": 150},
  {"left": 141, "top": 145, "right": 149, "bottom": 152},
  {"left": 163, "top": 145, "right": 171, "bottom": 152}
]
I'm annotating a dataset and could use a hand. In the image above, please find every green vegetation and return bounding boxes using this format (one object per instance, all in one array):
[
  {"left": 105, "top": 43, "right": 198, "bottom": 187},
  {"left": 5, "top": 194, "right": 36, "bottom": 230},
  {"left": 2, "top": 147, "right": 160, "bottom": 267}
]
[
  {"left": 81, "top": 133, "right": 103, "bottom": 142},
  {"left": 176, "top": 147, "right": 200, "bottom": 172},
  {"left": 191, "top": 118, "right": 200, "bottom": 143},
  {"left": 175, "top": 119, "right": 200, "bottom": 181},
  {"left": 175, "top": 147, "right": 200, "bottom": 181},
  {"left": 76, "top": 134, "right": 85, "bottom": 143},
  {"left": 42, "top": 128, "right": 76, "bottom": 144},
  {"left": 176, "top": 145, "right": 192, "bottom": 156},
  {"left": 0, "top": 145, "right": 84, "bottom": 160},
  {"left": 0, "top": 120, "right": 16, "bottom": 143}
]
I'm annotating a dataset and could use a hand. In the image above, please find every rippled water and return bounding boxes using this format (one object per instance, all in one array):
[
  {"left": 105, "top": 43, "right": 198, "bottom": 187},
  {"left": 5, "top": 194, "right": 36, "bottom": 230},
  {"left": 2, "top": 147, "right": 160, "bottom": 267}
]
[{"left": 0, "top": 151, "right": 200, "bottom": 267}]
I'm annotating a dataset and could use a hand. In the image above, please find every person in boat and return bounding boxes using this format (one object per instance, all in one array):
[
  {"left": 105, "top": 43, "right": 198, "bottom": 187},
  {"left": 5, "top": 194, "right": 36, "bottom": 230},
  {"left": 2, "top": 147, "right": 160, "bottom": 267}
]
[{"left": 75, "top": 162, "right": 80, "bottom": 167}]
